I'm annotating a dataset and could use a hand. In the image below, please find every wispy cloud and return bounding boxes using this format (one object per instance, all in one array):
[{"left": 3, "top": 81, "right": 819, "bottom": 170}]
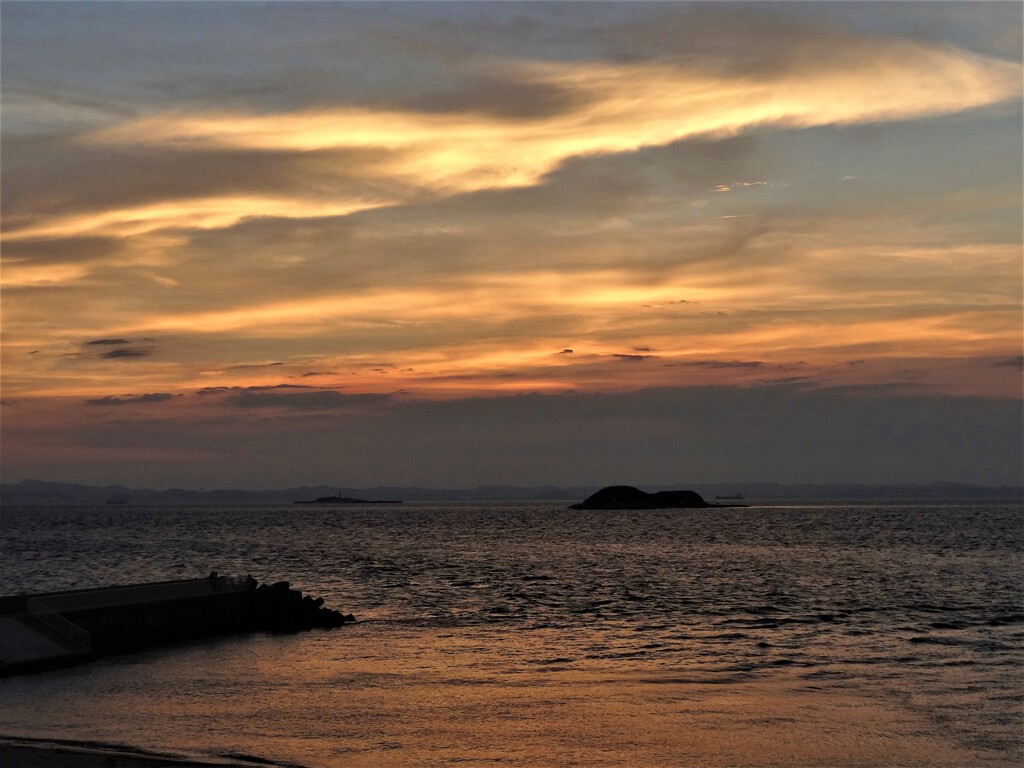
[{"left": 42, "top": 46, "right": 1013, "bottom": 242}]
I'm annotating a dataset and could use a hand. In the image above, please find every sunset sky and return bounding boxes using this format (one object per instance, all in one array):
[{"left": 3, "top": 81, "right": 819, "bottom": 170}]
[{"left": 2, "top": 2, "right": 1021, "bottom": 489}]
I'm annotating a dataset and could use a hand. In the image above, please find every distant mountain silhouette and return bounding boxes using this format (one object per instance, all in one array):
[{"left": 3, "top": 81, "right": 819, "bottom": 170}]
[
  {"left": 570, "top": 485, "right": 711, "bottom": 509},
  {"left": 1, "top": 479, "right": 1020, "bottom": 505}
]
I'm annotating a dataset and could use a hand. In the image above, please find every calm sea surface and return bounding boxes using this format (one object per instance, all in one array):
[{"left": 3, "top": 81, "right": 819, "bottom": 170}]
[{"left": 1, "top": 502, "right": 1021, "bottom": 766}]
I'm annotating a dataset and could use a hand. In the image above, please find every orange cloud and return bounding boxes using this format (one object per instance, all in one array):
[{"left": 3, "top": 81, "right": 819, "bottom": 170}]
[
  {"left": 2, "top": 40, "right": 1018, "bottom": 404},
  {"left": 67, "top": 45, "right": 1018, "bottom": 232},
  {"left": 3, "top": 196, "right": 390, "bottom": 243}
]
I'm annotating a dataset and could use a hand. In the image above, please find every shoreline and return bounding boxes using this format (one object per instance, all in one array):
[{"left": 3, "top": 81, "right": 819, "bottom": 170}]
[{"left": 0, "top": 736, "right": 297, "bottom": 768}]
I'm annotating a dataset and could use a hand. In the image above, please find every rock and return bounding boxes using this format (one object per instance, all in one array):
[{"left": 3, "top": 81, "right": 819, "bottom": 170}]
[
  {"left": 570, "top": 485, "right": 710, "bottom": 510},
  {"left": 245, "top": 578, "right": 354, "bottom": 632}
]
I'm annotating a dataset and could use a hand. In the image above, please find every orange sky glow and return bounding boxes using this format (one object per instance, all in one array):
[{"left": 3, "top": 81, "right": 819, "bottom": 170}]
[{"left": 2, "top": 2, "right": 1021, "bottom": 487}]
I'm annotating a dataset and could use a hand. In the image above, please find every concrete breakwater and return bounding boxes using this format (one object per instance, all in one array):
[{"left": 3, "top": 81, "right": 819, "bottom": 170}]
[{"left": 0, "top": 575, "right": 354, "bottom": 677}]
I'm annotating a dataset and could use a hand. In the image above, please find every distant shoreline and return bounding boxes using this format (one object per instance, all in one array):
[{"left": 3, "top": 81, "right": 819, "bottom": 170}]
[{"left": 3, "top": 479, "right": 1022, "bottom": 506}]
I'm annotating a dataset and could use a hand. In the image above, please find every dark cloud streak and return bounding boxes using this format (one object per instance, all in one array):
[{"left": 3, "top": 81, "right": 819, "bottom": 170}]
[
  {"left": 101, "top": 348, "right": 149, "bottom": 359},
  {"left": 673, "top": 360, "right": 765, "bottom": 369},
  {"left": 226, "top": 390, "right": 390, "bottom": 409},
  {"left": 86, "top": 337, "right": 130, "bottom": 345},
  {"left": 86, "top": 393, "right": 175, "bottom": 406}
]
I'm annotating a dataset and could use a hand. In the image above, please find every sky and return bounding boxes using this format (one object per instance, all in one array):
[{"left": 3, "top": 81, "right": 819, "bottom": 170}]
[{"left": 1, "top": 1, "right": 1022, "bottom": 490}]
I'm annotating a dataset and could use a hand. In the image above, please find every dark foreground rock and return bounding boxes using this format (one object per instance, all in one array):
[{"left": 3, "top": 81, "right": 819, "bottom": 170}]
[
  {"left": 252, "top": 579, "right": 355, "bottom": 630},
  {"left": 570, "top": 485, "right": 711, "bottom": 510}
]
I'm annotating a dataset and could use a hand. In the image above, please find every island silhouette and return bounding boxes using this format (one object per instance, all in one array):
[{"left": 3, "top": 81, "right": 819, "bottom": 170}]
[
  {"left": 571, "top": 485, "right": 721, "bottom": 509},
  {"left": 294, "top": 494, "right": 401, "bottom": 505}
]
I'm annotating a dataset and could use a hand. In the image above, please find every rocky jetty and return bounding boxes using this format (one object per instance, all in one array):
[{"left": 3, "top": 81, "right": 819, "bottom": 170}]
[
  {"left": 251, "top": 579, "right": 354, "bottom": 629},
  {"left": 0, "top": 574, "right": 355, "bottom": 677},
  {"left": 570, "top": 485, "right": 713, "bottom": 510}
]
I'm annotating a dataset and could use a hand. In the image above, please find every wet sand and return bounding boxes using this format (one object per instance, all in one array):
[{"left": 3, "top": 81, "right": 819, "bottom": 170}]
[
  {"left": 0, "top": 738, "right": 284, "bottom": 768},
  {"left": 4, "top": 625, "right": 1020, "bottom": 767}
]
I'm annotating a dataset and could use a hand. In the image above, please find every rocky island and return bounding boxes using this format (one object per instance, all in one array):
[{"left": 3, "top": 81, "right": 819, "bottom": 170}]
[
  {"left": 294, "top": 495, "right": 401, "bottom": 504},
  {"left": 570, "top": 485, "right": 737, "bottom": 509}
]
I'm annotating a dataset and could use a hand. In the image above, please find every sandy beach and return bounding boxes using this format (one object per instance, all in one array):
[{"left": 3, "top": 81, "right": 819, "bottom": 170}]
[{"left": 0, "top": 738, "right": 288, "bottom": 768}]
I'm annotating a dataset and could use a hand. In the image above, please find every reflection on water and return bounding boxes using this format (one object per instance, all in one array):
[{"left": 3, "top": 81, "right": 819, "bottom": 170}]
[{"left": 1, "top": 503, "right": 1022, "bottom": 766}]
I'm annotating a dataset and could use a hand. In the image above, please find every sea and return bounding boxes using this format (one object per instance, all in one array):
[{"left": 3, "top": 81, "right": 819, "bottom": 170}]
[{"left": 1, "top": 501, "right": 1021, "bottom": 767}]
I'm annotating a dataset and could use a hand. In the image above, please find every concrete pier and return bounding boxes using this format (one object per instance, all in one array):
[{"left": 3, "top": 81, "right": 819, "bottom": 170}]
[
  {"left": 0, "top": 615, "right": 92, "bottom": 676},
  {"left": 0, "top": 576, "right": 352, "bottom": 677}
]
